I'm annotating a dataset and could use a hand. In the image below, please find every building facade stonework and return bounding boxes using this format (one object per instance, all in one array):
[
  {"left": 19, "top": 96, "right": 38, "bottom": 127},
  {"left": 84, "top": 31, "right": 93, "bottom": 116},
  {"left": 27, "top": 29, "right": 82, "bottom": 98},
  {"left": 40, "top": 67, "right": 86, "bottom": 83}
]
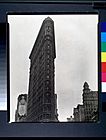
[{"left": 26, "top": 17, "right": 58, "bottom": 122}]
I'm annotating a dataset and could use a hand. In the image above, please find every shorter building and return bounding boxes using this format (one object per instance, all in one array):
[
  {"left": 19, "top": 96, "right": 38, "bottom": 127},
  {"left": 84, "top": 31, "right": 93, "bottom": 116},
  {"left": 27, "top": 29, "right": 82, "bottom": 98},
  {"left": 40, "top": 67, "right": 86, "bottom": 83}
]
[
  {"left": 73, "top": 108, "right": 79, "bottom": 121},
  {"left": 73, "top": 104, "right": 85, "bottom": 122},
  {"left": 83, "top": 82, "right": 98, "bottom": 122},
  {"left": 15, "top": 94, "right": 28, "bottom": 122},
  {"left": 71, "top": 82, "right": 98, "bottom": 122}
]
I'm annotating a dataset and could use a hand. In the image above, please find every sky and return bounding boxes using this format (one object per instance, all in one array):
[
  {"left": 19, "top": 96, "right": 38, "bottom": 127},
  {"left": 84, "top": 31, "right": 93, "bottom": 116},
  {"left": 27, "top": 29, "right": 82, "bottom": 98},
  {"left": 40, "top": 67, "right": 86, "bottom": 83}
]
[{"left": 8, "top": 14, "right": 98, "bottom": 122}]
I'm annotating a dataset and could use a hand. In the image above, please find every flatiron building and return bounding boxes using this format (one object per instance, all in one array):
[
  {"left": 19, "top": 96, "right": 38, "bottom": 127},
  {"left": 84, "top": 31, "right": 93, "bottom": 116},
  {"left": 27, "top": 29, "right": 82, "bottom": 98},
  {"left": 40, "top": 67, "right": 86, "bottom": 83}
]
[{"left": 26, "top": 17, "right": 58, "bottom": 122}]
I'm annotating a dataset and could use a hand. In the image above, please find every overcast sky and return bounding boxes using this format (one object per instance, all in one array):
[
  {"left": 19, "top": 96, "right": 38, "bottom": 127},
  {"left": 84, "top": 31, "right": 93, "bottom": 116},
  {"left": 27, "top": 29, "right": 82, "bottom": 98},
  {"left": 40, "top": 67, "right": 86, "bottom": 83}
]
[{"left": 8, "top": 14, "right": 98, "bottom": 122}]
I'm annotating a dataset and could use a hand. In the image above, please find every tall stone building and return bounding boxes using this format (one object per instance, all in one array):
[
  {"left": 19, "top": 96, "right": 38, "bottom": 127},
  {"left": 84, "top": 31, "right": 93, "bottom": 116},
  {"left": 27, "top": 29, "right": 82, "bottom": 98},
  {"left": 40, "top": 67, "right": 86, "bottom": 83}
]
[
  {"left": 82, "top": 82, "right": 98, "bottom": 122},
  {"left": 26, "top": 17, "right": 58, "bottom": 122},
  {"left": 15, "top": 94, "right": 27, "bottom": 122}
]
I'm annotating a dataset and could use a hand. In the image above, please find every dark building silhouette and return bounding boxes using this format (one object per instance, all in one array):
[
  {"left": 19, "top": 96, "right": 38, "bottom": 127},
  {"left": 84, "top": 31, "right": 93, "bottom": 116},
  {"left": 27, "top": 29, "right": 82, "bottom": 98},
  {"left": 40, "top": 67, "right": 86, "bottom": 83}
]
[
  {"left": 15, "top": 94, "right": 27, "bottom": 122},
  {"left": 26, "top": 17, "right": 58, "bottom": 122}
]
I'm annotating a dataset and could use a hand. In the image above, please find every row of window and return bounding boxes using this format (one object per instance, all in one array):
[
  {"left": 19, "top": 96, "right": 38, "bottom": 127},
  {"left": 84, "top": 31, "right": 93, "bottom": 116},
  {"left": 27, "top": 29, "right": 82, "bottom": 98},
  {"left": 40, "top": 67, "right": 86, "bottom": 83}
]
[
  {"left": 27, "top": 103, "right": 52, "bottom": 119},
  {"left": 29, "top": 75, "right": 53, "bottom": 97},
  {"left": 35, "top": 113, "right": 52, "bottom": 121}
]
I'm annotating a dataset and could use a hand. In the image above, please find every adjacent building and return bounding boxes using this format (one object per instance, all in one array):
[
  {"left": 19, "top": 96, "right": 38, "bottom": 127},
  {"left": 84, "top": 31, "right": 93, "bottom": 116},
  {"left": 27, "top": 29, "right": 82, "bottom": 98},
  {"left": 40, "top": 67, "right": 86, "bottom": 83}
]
[
  {"left": 15, "top": 94, "right": 27, "bottom": 122},
  {"left": 72, "top": 82, "right": 98, "bottom": 122},
  {"left": 73, "top": 108, "right": 79, "bottom": 122},
  {"left": 73, "top": 104, "right": 85, "bottom": 122},
  {"left": 26, "top": 17, "right": 58, "bottom": 122},
  {"left": 82, "top": 82, "right": 98, "bottom": 122}
]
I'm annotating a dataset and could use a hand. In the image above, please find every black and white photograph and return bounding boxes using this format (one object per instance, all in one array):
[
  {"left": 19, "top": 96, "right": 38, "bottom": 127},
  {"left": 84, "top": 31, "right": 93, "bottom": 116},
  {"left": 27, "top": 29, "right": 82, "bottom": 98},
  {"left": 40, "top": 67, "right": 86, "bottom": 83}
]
[{"left": 8, "top": 14, "right": 98, "bottom": 123}]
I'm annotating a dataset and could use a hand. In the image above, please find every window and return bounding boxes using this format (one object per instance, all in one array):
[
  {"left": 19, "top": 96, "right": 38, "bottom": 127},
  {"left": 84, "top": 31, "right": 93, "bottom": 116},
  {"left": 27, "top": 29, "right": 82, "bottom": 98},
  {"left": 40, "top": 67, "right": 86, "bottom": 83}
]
[
  {"left": 47, "top": 75, "right": 50, "bottom": 79},
  {"left": 47, "top": 65, "right": 50, "bottom": 68},
  {"left": 47, "top": 36, "right": 50, "bottom": 39},
  {"left": 46, "top": 114, "right": 50, "bottom": 119},
  {"left": 44, "top": 93, "right": 51, "bottom": 103},
  {"left": 47, "top": 70, "right": 50, "bottom": 73},
  {"left": 46, "top": 80, "right": 50, "bottom": 85},
  {"left": 47, "top": 45, "right": 50, "bottom": 48},
  {"left": 47, "top": 50, "right": 50, "bottom": 54}
]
